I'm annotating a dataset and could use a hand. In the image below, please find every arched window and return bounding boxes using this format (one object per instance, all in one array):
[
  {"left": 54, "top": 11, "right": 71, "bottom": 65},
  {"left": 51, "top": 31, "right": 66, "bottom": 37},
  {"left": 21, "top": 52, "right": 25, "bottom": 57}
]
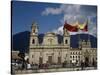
[
  {"left": 32, "top": 55, "right": 34, "bottom": 58},
  {"left": 65, "top": 39, "right": 67, "bottom": 44},
  {"left": 78, "top": 56, "right": 80, "bottom": 58},
  {"left": 32, "top": 39, "right": 35, "bottom": 44},
  {"left": 48, "top": 38, "right": 53, "bottom": 45},
  {"left": 33, "top": 29, "right": 35, "bottom": 33},
  {"left": 76, "top": 52, "right": 77, "bottom": 54}
]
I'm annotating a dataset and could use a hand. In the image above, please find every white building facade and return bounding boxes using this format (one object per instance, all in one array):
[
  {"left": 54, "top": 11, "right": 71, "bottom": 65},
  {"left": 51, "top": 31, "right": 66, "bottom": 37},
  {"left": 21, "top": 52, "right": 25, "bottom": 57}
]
[{"left": 29, "top": 22, "right": 97, "bottom": 67}]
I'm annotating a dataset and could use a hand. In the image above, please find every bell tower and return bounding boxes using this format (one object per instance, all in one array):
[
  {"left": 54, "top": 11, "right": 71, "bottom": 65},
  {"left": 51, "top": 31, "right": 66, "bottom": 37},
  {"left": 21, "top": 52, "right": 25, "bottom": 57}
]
[
  {"left": 63, "top": 26, "right": 70, "bottom": 46},
  {"left": 29, "top": 22, "right": 38, "bottom": 46}
]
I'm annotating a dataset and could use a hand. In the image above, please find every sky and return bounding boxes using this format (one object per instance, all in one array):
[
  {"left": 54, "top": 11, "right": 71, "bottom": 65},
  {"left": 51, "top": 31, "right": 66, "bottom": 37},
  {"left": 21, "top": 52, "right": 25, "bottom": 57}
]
[{"left": 12, "top": 1, "right": 97, "bottom": 37}]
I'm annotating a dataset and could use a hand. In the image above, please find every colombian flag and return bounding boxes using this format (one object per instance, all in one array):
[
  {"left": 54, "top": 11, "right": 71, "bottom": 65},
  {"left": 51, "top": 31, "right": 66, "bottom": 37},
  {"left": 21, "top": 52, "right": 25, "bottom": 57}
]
[
  {"left": 63, "top": 21, "right": 88, "bottom": 32},
  {"left": 63, "top": 22, "right": 78, "bottom": 32},
  {"left": 78, "top": 21, "right": 88, "bottom": 32}
]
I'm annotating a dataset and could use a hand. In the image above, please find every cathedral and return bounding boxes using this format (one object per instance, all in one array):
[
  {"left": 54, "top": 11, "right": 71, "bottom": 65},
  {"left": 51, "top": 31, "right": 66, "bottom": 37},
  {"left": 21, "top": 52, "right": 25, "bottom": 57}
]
[{"left": 29, "top": 21, "right": 97, "bottom": 67}]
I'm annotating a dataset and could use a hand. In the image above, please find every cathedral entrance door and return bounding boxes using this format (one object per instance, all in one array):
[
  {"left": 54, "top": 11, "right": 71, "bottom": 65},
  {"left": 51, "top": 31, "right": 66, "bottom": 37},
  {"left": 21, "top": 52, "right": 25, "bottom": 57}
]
[
  {"left": 48, "top": 56, "right": 52, "bottom": 64},
  {"left": 85, "top": 57, "right": 89, "bottom": 67},
  {"left": 58, "top": 57, "right": 61, "bottom": 64},
  {"left": 39, "top": 57, "right": 43, "bottom": 64}
]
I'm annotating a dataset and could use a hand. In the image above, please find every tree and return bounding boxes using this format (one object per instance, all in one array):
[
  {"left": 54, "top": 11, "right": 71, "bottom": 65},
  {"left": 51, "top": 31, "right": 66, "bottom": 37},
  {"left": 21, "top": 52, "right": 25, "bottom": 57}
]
[
  {"left": 18, "top": 52, "right": 25, "bottom": 69},
  {"left": 81, "top": 61, "right": 84, "bottom": 70},
  {"left": 85, "top": 57, "right": 89, "bottom": 67},
  {"left": 18, "top": 52, "right": 25, "bottom": 60},
  {"left": 92, "top": 58, "right": 97, "bottom": 67}
]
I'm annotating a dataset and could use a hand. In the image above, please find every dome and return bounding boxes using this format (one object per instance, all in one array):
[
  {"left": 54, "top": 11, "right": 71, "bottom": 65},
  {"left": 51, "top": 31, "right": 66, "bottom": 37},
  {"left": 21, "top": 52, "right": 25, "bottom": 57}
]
[{"left": 45, "top": 32, "right": 56, "bottom": 37}]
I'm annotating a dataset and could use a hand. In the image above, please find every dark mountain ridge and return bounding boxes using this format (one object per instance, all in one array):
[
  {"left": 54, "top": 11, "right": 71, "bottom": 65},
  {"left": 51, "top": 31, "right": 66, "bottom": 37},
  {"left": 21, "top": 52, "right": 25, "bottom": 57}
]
[{"left": 12, "top": 31, "right": 97, "bottom": 53}]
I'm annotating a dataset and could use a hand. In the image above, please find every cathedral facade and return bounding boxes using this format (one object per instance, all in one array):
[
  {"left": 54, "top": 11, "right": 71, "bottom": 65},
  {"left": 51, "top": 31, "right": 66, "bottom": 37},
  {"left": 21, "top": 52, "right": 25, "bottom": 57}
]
[{"left": 29, "top": 22, "right": 97, "bottom": 67}]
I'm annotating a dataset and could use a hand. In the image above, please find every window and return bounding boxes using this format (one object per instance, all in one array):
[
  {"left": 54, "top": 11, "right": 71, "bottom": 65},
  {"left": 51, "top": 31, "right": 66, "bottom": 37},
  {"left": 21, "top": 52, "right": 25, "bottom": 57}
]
[
  {"left": 70, "top": 60, "right": 72, "bottom": 63},
  {"left": 78, "top": 52, "right": 80, "bottom": 55},
  {"left": 70, "top": 56, "right": 72, "bottom": 58},
  {"left": 48, "top": 38, "right": 53, "bottom": 44},
  {"left": 65, "top": 39, "right": 67, "bottom": 44},
  {"left": 33, "top": 29, "right": 35, "bottom": 33},
  {"left": 76, "top": 52, "right": 77, "bottom": 54},
  {"left": 78, "top": 56, "right": 80, "bottom": 58},
  {"left": 32, "top": 39, "right": 35, "bottom": 44},
  {"left": 32, "top": 55, "right": 34, "bottom": 58},
  {"left": 66, "top": 54, "right": 67, "bottom": 57},
  {"left": 58, "top": 52, "right": 59, "bottom": 55}
]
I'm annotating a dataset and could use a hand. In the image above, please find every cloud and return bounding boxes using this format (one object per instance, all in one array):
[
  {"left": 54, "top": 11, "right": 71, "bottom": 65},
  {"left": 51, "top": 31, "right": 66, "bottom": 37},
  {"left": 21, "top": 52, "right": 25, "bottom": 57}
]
[
  {"left": 42, "top": 4, "right": 97, "bottom": 37},
  {"left": 42, "top": 7, "right": 62, "bottom": 15},
  {"left": 52, "top": 26, "right": 63, "bottom": 35},
  {"left": 42, "top": 4, "right": 81, "bottom": 16}
]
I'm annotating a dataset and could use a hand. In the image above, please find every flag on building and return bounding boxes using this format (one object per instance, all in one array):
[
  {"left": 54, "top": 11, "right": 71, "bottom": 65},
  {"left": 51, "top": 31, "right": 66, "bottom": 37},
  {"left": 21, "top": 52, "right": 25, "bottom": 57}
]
[
  {"left": 82, "top": 24, "right": 88, "bottom": 31},
  {"left": 63, "top": 22, "right": 78, "bottom": 32},
  {"left": 78, "top": 20, "right": 88, "bottom": 32},
  {"left": 63, "top": 20, "right": 88, "bottom": 32}
]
